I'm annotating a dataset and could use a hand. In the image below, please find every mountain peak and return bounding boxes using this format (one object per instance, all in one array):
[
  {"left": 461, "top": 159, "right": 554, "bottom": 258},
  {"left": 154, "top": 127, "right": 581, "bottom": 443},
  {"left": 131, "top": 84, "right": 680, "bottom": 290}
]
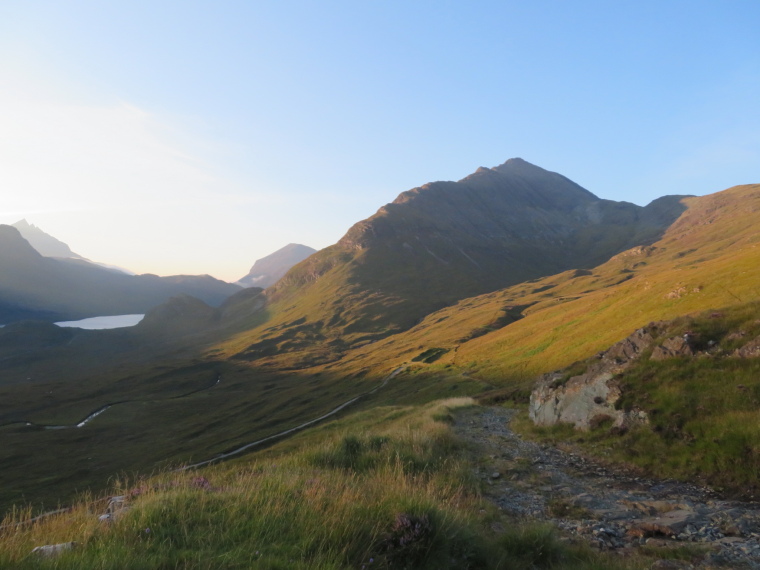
[
  {"left": 492, "top": 157, "right": 548, "bottom": 174},
  {"left": 237, "top": 243, "right": 317, "bottom": 288}
]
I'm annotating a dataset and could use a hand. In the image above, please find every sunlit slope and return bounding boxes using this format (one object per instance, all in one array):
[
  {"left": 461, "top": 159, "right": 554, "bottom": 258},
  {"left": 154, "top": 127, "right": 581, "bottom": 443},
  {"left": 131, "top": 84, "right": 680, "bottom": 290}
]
[
  {"left": 215, "top": 159, "right": 685, "bottom": 366},
  {"left": 330, "top": 184, "right": 760, "bottom": 382}
]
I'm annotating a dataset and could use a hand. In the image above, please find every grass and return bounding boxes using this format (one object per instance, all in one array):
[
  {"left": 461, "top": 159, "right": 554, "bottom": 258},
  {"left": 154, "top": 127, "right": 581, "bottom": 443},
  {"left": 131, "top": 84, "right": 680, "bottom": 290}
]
[
  {"left": 2, "top": 182, "right": 760, "bottom": 542},
  {"left": 0, "top": 399, "right": 649, "bottom": 569},
  {"left": 314, "top": 184, "right": 760, "bottom": 386},
  {"left": 515, "top": 301, "right": 760, "bottom": 498}
]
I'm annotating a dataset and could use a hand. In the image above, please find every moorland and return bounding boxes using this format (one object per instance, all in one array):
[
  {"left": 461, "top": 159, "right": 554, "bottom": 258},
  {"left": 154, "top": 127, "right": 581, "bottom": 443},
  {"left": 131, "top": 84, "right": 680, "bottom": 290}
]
[{"left": 1, "top": 159, "right": 760, "bottom": 568}]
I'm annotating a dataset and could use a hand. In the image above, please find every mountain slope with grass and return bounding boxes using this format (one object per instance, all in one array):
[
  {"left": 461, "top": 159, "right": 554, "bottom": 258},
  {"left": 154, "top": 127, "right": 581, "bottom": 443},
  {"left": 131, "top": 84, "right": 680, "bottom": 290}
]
[
  {"left": 1, "top": 172, "right": 758, "bottom": 544},
  {"left": 327, "top": 183, "right": 760, "bottom": 385},
  {"left": 217, "top": 159, "right": 687, "bottom": 367},
  {"left": 0, "top": 399, "right": 651, "bottom": 570},
  {"left": 522, "top": 300, "right": 760, "bottom": 498}
]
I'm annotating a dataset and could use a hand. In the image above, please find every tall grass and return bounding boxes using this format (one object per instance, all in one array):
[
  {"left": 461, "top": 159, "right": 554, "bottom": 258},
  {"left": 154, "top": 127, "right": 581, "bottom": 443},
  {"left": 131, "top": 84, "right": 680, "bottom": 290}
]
[{"left": 0, "top": 398, "right": 636, "bottom": 569}]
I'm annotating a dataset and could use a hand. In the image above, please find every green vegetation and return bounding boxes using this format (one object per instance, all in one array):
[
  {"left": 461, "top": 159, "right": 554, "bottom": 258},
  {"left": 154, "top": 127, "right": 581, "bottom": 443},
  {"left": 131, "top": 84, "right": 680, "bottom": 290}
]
[
  {"left": 1, "top": 181, "right": 760, "bottom": 566},
  {"left": 411, "top": 348, "right": 449, "bottom": 363},
  {"left": 327, "top": 184, "right": 760, "bottom": 385},
  {"left": 518, "top": 301, "right": 760, "bottom": 498},
  {"left": 0, "top": 400, "right": 636, "bottom": 569}
]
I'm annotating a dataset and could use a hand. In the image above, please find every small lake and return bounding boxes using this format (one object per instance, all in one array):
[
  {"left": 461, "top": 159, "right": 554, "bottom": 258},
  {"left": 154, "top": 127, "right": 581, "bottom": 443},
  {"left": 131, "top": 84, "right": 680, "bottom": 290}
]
[{"left": 55, "top": 314, "right": 145, "bottom": 330}]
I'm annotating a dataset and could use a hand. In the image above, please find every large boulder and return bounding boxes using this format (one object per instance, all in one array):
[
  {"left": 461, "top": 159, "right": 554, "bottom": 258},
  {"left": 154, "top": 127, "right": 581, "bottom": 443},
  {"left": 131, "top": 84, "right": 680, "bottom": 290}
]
[
  {"left": 529, "top": 327, "right": 655, "bottom": 430},
  {"left": 530, "top": 371, "right": 648, "bottom": 430}
]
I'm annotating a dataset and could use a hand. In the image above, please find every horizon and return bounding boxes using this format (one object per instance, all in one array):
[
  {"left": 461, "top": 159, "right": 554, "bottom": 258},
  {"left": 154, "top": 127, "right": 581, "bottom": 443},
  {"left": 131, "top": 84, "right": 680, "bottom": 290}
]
[{"left": 1, "top": 1, "right": 758, "bottom": 281}]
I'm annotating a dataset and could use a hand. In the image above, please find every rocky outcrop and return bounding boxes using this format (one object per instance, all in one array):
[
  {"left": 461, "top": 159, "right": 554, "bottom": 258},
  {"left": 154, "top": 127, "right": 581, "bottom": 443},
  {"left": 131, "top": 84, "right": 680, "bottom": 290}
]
[
  {"left": 530, "top": 327, "right": 655, "bottom": 430},
  {"left": 531, "top": 317, "right": 760, "bottom": 431},
  {"left": 530, "top": 371, "right": 649, "bottom": 431},
  {"left": 733, "top": 336, "right": 760, "bottom": 359},
  {"left": 31, "top": 542, "right": 77, "bottom": 557},
  {"left": 651, "top": 335, "right": 696, "bottom": 360}
]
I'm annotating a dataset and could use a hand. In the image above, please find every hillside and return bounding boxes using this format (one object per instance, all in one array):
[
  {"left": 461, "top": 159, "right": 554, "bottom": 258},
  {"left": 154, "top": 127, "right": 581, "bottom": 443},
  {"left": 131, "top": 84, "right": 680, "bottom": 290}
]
[
  {"left": 0, "top": 226, "right": 242, "bottom": 323},
  {"left": 1, "top": 173, "right": 759, "bottom": 526},
  {"left": 217, "top": 158, "right": 687, "bottom": 367},
  {"left": 237, "top": 243, "right": 316, "bottom": 288},
  {"left": 326, "top": 183, "right": 760, "bottom": 383}
]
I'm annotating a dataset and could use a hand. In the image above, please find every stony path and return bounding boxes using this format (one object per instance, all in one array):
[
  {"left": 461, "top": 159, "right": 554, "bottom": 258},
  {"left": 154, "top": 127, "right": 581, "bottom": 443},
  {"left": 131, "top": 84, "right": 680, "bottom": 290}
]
[{"left": 453, "top": 406, "right": 760, "bottom": 569}]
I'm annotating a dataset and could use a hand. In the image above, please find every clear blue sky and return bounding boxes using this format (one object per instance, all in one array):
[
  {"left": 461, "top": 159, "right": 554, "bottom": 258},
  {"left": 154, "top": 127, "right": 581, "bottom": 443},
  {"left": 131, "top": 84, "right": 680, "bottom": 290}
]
[{"left": 1, "top": 1, "right": 758, "bottom": 280}]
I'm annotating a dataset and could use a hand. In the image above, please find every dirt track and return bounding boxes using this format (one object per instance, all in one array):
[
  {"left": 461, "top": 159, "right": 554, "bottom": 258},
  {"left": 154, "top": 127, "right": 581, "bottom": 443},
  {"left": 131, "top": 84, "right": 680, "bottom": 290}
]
[{"left": 453, "top": 406, "right": 760, "bottom": 569}]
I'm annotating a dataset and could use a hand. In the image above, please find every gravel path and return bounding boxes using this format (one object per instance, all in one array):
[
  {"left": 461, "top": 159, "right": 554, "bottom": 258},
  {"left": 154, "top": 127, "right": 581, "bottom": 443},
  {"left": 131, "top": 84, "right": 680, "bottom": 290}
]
[{"left": 453, "top": 406, "right": 760, "bottom": 569}]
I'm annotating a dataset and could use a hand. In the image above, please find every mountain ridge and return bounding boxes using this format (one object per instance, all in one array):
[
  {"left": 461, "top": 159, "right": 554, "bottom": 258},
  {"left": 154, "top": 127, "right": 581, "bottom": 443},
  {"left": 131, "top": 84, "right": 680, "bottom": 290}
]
[
  {"left": 11, "top": 219, "right": 84, "bottom": 260},
  {"left": 0, "top": 225, "right": 242, "bottom": 323},
  {"left": 235, "top": 159, "right": 689, "bottom": 368}
]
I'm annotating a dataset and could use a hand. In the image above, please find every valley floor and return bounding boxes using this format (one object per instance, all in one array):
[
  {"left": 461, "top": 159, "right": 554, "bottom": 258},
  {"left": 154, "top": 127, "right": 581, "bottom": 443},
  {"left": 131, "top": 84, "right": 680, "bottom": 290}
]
[{"left": 454, "top": 406, "right": 760, "bottom": 569}]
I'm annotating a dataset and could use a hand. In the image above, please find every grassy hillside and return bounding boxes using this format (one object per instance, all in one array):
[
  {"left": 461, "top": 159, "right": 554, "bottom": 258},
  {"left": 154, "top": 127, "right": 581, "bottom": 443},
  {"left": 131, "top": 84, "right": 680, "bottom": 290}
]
[
  {"left": 518, "top": 300, "right": 760, "bottom": 498},
  {"left": 213, "top": 160, "right": 686, "bottom": 368},
  {"left": 323, "top": 184, "right": 760, "bottom": 384},
  {"left": 0, "top": 399, "right": 650, "bottom": 569},
  {"left": 0, "top": 180, "right": 758, "bottom": 523}
]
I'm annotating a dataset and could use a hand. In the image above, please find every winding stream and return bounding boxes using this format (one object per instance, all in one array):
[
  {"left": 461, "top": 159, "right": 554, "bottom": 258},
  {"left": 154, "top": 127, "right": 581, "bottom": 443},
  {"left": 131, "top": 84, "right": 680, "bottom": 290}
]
[{"left": 2, "top": 375, "right": 222, "bottom": 431}]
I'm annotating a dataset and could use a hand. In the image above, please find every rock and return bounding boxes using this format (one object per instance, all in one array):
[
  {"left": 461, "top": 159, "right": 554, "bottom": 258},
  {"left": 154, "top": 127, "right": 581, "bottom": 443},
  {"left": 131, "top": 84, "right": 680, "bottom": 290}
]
[
  {"left": 603, "top": 327, "right": 654, "bottom": 362},
  {"left": 529, "top": 326, "right": 656, "bottom": 430},
  {"left": 31, "top": 542, "right": 76, "bottom": 557},
  {"left": 651, "top": 336, "right": 695, "bottom": 360},
  {"left": 530, "top": 371, "right": 648, "bottom": 430},
  {"left": 630, "top": 510, "right": 706, "bottom": 538},
  {"left": 99, "top": 495, "right": 131, "bottom": 522},
  {"left": 733, "top": 337, "right": 760, "bottom": 358},
  {"left": 649, "top": 559, "right": 690, "bottom": 570},
  {"left": 627, "top": 523, "right": 677, "bottom": 538},
  {"left": 490, "top": 472, "right": 501, "bottom": 479}
]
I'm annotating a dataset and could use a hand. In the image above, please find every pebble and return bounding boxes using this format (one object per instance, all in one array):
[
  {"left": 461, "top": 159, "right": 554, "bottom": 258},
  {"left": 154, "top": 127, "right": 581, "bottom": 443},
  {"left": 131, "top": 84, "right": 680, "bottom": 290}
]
[{"left": 454, "top": 407, "right": 760, "bottom": 569}]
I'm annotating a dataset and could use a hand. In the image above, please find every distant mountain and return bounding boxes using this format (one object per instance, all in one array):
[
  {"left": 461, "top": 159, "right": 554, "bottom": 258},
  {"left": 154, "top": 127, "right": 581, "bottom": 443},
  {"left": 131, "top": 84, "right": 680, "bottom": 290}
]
[
  {"left": 11, "top": 219, "right": 135, "bottom": 274},
  {"left": 11, "top": 219, "right": 84, "bottom": 259},
  {"left": 232, "top": 158, "right": 688, "bottom": 365},
  {"left": 0, "top": 225, "right": 242, "bottom": 323},
  {"left": 237, "top": 244, "right": 316, "bottom": 288}
]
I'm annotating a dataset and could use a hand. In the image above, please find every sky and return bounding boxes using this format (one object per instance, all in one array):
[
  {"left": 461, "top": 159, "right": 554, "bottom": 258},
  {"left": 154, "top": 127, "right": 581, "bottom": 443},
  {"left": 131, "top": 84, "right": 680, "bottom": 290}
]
[{"left": 1, "top": 1, "right": 758, "bottom": 281}]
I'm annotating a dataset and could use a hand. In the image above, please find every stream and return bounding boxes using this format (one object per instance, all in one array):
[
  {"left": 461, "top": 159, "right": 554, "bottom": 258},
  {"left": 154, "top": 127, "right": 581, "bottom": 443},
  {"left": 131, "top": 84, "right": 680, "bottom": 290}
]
[
  {"left": 2, "top": 375, "right": 222, "bottom": 431},
  {"left": 180, "top": 366, "right": 406, "bottom": 470}
]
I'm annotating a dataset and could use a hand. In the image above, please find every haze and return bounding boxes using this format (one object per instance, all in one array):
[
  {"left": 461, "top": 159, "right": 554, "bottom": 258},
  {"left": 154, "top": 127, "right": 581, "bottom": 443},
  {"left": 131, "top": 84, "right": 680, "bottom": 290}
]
[{"left": 1, "top": 1, "right": 758, "bottom": 281}]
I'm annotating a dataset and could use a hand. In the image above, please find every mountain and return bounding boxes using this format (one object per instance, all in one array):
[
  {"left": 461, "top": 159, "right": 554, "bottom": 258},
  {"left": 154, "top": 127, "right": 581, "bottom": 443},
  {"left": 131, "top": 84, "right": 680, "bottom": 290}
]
[
  {"left": 237, "top": 243, "right": 316, "bottom": 288},
  {"left": 0, "top": 161, "right": 758, "bottom": 520},
  {"left": 330, "top": 183, "right": 760, "bottom": 384},
  {"left": 12, "top": 219, "right": 135, "bottom": 274},
  {"left": 0, "top": 225, "right": 242, "bottom": 323},
  {"left": 226, "top": 158, "right": 688, "bottom": 366},
  {"left": 11, "top": 219, "right": 84, "bottom": 259}
]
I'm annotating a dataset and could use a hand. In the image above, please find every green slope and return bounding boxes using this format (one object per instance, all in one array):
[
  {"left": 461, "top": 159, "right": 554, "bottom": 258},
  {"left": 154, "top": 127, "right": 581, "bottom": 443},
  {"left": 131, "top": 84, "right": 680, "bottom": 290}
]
[
  {"left": 318, "top": 183, "right": 760, "bottom": 383},
  {"left": 215, "top": 159, "right": 686, "bottom": 367}
]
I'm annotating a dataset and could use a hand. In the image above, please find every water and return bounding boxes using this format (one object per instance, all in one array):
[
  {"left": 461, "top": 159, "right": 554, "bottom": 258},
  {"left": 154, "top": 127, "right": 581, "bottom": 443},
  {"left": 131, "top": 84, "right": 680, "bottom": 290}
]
[{"left": 55, "top": 314, "right": 144, "bottom": 330}]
